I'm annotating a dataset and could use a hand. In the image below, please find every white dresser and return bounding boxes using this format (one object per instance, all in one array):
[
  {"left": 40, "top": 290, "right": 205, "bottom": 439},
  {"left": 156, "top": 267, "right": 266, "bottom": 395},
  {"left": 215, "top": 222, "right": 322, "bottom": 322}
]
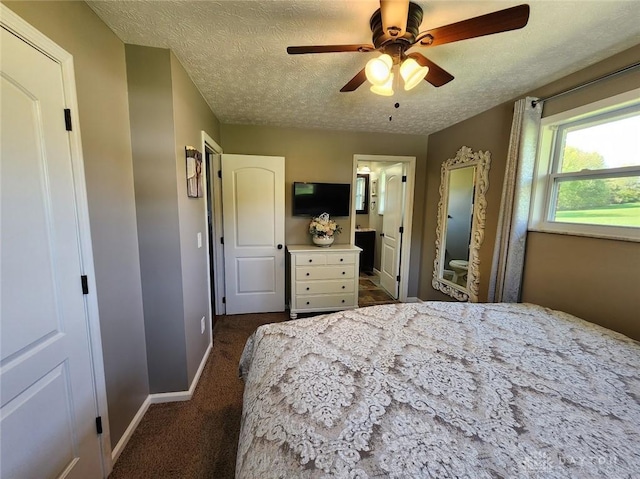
[{"left": 287, "top": 244, "right": 362, "bottom": 319}]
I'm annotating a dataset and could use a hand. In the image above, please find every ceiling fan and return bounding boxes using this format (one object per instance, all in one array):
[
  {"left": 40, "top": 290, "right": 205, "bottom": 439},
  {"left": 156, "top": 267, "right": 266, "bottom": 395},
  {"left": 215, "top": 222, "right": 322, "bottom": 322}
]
[{"left": 287, "top": 1, "right": 530, "bottom": 95}]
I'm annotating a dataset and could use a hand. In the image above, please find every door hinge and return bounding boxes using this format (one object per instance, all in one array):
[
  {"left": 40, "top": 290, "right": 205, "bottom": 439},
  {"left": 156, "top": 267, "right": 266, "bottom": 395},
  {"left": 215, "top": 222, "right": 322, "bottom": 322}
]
[
  {"left": 401, "top": 175, "right": 407, "bottom": 183},
  {"left": 95, "top": 416, "right": 103, "bottom": 435},
  {"left": 64, "top": 109, "right": 72, "bottom": 131},
  {"left": 220, "top": 237, "right": 224, "bottom": 245},
  {"left": 81, "top": 275, "right": 89, "bottom": 295},
  {"left": 399, "top": 226, "right": 404, "bottom": 234},
  {"left": 222, "top": 296, "right": 226, "bottom": 304},
  {"left": 217, "top": 170, "right": 222, "bottom": 179},
  {"left": 396, "top": 275, "right": 401, "bottom": 282}
]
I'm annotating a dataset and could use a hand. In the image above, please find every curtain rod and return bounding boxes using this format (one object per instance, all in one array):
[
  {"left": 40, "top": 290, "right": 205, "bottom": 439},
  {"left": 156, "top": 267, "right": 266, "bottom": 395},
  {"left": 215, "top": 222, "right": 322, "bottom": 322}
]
[{"left": 531, "top": 61, "right": 640, "bottom": 107}]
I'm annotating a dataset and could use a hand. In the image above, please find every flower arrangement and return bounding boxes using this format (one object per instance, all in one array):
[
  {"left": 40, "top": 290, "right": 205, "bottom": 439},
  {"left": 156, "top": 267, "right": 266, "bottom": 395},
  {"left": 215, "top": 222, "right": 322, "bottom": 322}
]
[{"left": 309, "top": 212, "right": 341, "bottom": 238}]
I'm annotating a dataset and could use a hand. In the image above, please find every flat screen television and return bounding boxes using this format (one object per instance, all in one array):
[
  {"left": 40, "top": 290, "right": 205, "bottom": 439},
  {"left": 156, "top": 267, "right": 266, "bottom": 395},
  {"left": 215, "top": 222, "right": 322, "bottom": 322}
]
[{"left": 292, "top": 182, "right": 351, "bottom": 217}]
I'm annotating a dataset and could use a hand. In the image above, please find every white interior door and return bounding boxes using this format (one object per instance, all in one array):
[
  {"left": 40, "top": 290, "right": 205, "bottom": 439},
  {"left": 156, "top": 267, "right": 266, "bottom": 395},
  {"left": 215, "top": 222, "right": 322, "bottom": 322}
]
[
  {"left": 1, "top": 26, "right": 103, "bottom": 478},
  {"left": 221, "top": 154, "right": 285, "bottom": 314},
  {"left": 379, "top": 163, "right": 405, "bottom": 298}
]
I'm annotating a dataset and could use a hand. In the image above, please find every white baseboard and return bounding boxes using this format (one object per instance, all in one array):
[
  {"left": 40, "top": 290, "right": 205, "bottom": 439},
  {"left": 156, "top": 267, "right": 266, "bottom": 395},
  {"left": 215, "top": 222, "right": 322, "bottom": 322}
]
[
  {"left": 111, "top": 396, "right": 150, "bottom": 463},
  {"left": 405, "top": 296, "right": 422, "bottom": 303},
  {"left": 149, "top": 340, "right": 212, "bottom": 404},
  {"left": 111, "top": 341, "right": 212, "bottom": 464}
]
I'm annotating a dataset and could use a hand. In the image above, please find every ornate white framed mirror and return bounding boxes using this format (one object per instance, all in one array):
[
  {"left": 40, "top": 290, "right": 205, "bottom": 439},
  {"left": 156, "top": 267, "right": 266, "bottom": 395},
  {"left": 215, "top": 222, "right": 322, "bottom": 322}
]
[{"left": 432, "top": 146, "right": 491, "bottom": 302}]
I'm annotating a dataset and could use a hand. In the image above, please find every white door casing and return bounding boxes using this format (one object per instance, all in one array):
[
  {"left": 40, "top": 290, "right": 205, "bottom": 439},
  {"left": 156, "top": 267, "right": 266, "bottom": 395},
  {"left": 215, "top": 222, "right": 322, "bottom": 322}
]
[
  {"left": 379, "top": 163, "right": 405, "bottom": 298},
  {"left": 221, "top": 154, "right": 285, "bottom": 314},
  {"left": 1, "top": 14, "right": 107, "bottom": 479},
  {"left": 201, "top": 132, "right": 224, "bottom": 318}
]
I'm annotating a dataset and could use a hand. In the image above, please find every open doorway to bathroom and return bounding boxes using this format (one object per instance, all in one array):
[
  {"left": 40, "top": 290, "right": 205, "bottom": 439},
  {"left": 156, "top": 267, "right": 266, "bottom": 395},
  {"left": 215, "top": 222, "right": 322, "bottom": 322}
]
[{"left": 351, "top": 155, "right": 416, "bottom": 305}]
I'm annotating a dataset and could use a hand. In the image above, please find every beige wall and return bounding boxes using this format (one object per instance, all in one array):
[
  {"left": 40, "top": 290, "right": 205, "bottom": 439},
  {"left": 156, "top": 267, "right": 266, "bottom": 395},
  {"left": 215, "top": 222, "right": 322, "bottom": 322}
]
[
  {"left": 126, "top": 45, "right": 187, "bottom": 393},
  {"left": 420, "top": 44, "right": 640, "bottom": 340},
  {"left": 522, "top": 233, "right": 640, "bottom": 339},
  {"left": 3, "top": 1, "right": 149, "bottom": 448},
  {"left": 126, "top": 46, "right": 222, "bottom": 392},
  {"left": 220, "top": 124, "right": 429, "bottom": 297},
  {"left": 170, "top": 52, "right": 220, "bottom": 384}
]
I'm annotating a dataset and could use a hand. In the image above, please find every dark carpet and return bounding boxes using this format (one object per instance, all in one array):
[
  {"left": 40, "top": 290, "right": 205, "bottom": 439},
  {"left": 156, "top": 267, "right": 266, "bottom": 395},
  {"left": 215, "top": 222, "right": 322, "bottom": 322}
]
[{"left": 108, "top": 312, "right": 286, "bottom": 479}]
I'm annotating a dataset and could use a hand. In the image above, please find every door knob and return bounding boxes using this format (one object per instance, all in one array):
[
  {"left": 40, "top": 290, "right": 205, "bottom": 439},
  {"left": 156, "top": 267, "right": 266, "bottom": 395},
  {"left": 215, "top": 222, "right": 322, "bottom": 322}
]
[{"left": 277, "top": 244, "right": 283, "bottom": 249}]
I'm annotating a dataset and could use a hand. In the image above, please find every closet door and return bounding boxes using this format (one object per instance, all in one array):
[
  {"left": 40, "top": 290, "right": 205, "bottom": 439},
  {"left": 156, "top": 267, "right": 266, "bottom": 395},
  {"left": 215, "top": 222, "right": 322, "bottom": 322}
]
[
  {"left": 221, "top": 154, "right": 285, "bottom": 314},
  {"left": 1, "top": 24, "right": 104, "bottom": 479}
]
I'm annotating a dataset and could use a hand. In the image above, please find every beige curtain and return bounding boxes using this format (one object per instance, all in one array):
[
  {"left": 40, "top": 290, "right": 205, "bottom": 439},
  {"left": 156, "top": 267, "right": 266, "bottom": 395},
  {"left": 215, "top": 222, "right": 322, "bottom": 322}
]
[{"left": 489, "top": 97, "right": 543, "bottom": 303}]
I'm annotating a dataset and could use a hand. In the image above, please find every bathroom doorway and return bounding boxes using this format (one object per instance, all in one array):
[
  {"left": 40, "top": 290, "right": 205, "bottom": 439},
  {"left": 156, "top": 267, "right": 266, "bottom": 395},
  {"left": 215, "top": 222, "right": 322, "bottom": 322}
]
[{"left": 351, "top": 154, "right": 416, "bottom": 303}]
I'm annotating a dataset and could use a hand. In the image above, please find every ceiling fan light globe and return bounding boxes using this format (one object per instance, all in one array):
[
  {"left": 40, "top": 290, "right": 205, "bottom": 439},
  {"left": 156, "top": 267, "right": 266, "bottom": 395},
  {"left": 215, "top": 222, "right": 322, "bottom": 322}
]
[
  {"left": 365, "top": 54, "right": 393, "bottom": 86},
  {"left": 400, "top": 58, "right": 429, "bottom": 91},
  {"left": 370, "top": 73, "right": 394, "bottom": 96}
]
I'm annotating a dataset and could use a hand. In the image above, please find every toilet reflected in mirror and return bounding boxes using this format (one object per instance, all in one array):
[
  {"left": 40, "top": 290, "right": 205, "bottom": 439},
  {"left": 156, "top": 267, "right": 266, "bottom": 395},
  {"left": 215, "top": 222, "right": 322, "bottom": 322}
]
[{"left": 433, "top": 146, "right": 491, "bottom": 302}]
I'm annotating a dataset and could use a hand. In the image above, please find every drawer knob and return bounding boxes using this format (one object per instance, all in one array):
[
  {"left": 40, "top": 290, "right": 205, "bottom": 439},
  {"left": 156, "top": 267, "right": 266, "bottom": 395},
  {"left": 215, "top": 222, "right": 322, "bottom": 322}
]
[
  {"left": 341, "top": 300, "right": 345, "bottom": 303},
  {"left": 306, "top": 301, "right": 310, "bottom": 305},
  {"left": 340, "top": 258, "right": 344, "bottom": 262},
  {"left": 306, "top": 273, "right": 310, "bottom": 276},
  {"left": 342, "top": 271, "right": 346, "bottom": 275},
  {"left": 341, "top": 286, "right": 345, "bottom": 289},
  {"left": 306, "top": 287, "right": 310, "bottom": 291},
  {"left": 309, "top": 259, "right": 312, "bottom": 263}
]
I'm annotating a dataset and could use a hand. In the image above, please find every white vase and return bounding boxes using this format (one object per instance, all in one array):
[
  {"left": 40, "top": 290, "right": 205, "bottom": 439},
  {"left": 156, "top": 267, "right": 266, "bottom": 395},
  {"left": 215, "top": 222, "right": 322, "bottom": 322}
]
[{"left": 312, "top": 235, "right": 334, "bottom": 247}]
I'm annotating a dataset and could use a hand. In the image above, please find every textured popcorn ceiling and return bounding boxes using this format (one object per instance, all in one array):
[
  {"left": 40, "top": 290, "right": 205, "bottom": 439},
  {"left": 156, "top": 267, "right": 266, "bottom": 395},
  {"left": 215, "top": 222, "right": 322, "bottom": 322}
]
[{"left": 88, "top": 1, "right": 640, "bottom": 136}]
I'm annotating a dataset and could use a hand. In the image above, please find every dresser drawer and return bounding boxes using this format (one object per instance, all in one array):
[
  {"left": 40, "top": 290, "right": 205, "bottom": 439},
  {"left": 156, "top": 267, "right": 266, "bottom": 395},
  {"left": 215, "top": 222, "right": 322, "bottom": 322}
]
[
  {"left": 326, "top": 254, "right": 356, "bottom": 265},
  {"left": 295, "top": 294, "right": 356, "bottom": 310},
  {"left": 295, "top": 254, "right": 327, "bottom": 266},
  {"left": 296, "top": 265, "right": 355, "bottom": 280},
  {"left": 296, "top": 279, "right": 355, "bottom": 295}
]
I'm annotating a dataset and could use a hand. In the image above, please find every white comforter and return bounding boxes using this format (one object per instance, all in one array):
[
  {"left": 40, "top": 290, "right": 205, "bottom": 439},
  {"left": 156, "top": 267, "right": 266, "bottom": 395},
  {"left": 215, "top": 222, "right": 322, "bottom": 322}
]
[{"left": 237, "top": 302, "right": 640, "bottom": 478}]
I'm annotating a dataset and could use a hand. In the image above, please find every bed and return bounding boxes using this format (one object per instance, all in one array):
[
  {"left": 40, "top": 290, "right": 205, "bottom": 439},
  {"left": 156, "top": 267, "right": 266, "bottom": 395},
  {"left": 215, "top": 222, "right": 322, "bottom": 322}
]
[{"left": 237, "top": 302, "right": 640, "bottom": 478}]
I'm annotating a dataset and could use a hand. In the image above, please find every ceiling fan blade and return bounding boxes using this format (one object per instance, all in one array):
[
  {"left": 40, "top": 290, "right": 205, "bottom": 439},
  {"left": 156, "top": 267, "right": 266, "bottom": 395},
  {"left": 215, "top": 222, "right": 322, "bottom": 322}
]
[
  {"left": 407, "top": 53, "right": 454, "bottom": 87},
  {"left": 340, "top": 68, "right": 367, "bottom": 92},
  {"left": 287, "top": 44, "right": 375, "bottom": 55},
  {"left": 380, "top": 0, "right": 409, "bottom": 38},
  {"left": 418, "top": 4, "right": 530, "bottom": 47}
]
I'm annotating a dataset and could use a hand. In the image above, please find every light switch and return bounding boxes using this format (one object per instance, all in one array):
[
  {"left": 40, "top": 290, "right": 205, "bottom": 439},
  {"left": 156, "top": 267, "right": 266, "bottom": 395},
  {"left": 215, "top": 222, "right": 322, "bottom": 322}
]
[{"left": 197, "top": 232, "right": 202, "bottom": 248}]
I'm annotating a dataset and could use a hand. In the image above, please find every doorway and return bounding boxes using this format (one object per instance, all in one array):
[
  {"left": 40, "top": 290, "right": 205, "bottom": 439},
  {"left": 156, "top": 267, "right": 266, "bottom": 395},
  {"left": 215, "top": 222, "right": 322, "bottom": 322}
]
[
  {"left": 351, "top": 155, "right": 416, "bottom": 304},
  {"left": 201, "top": 132, "right": 224, "bottom": 326}
]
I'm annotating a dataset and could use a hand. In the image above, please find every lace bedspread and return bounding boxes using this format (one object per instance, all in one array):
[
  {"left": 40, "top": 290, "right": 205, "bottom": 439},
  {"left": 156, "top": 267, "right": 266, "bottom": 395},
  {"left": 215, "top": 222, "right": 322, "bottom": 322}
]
[{"left": 237, "top": 302, "right": 640, "bottom": 478}]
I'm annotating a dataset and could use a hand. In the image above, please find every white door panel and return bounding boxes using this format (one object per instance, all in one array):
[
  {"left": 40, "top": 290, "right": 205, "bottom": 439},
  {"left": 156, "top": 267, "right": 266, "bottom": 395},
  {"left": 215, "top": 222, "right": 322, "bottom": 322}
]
[
  {"left": 222, "top": 154, "right": 285, "bottom": 314},
  {"left": 1, "top": 26, "right": 103, "bottom": 479},
  {"left": 379, "top": 163, "right": 405, "bottom": 298},
  {"left": 2, "top": 365, "right": 76, "bottom": 478},
  {"left": 236, "top": 257, "right": 276, "bottom": 293},
  {"left": 234, "top": 168, "right": 276, "bottom": 246}
]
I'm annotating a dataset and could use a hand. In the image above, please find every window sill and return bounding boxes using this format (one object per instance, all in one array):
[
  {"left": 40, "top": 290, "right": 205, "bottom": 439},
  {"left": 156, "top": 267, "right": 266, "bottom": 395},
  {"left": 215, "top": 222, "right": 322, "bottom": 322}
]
[{"left": 528, "top": 223, "right": 640, "bottom": 243}]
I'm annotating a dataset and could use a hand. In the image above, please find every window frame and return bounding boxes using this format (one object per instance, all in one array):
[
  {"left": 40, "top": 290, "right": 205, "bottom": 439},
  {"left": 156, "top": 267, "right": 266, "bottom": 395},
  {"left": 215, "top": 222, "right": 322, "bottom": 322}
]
[{"left": 529, "top": 88, "right": 640, "bottom": 242}]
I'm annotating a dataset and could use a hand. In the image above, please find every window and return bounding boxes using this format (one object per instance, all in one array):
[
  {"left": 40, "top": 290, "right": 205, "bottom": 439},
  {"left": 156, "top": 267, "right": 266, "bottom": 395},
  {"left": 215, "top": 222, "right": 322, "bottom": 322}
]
[
  {"left": 530, "top": 89, "right": 640, "bottom": 241},
  {"left": 378, "top": 170, "right": 386, "bottom": 214}
]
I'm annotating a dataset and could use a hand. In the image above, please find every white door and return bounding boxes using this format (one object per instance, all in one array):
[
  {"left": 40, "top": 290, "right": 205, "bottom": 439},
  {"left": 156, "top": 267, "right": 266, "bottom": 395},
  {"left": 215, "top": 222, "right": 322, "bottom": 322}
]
[
  {"left": 1, "top": 27, "right": 104, "bottom": 478},
  {"left": 221, "top": 154, "right": 285, "bottom": 314},
  {"left": 379, "top": 163, "right": 405, "bottom": 298}
]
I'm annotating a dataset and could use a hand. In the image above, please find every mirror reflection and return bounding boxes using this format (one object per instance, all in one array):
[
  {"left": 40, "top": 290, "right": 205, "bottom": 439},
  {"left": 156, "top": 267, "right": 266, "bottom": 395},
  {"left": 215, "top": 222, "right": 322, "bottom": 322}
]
[
  {"left": 433, "top": 146, "right": 491, "bottom": 302},
  {"left": 441, "top": 167, "right": 475, "bottom": 287}
]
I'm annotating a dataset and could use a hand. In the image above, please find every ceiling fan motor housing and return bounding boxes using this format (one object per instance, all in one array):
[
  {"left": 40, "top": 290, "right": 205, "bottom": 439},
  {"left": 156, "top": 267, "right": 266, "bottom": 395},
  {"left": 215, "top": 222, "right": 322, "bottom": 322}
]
[{"left": 370, "top": 2, "right": 423, "bottom": 48}]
